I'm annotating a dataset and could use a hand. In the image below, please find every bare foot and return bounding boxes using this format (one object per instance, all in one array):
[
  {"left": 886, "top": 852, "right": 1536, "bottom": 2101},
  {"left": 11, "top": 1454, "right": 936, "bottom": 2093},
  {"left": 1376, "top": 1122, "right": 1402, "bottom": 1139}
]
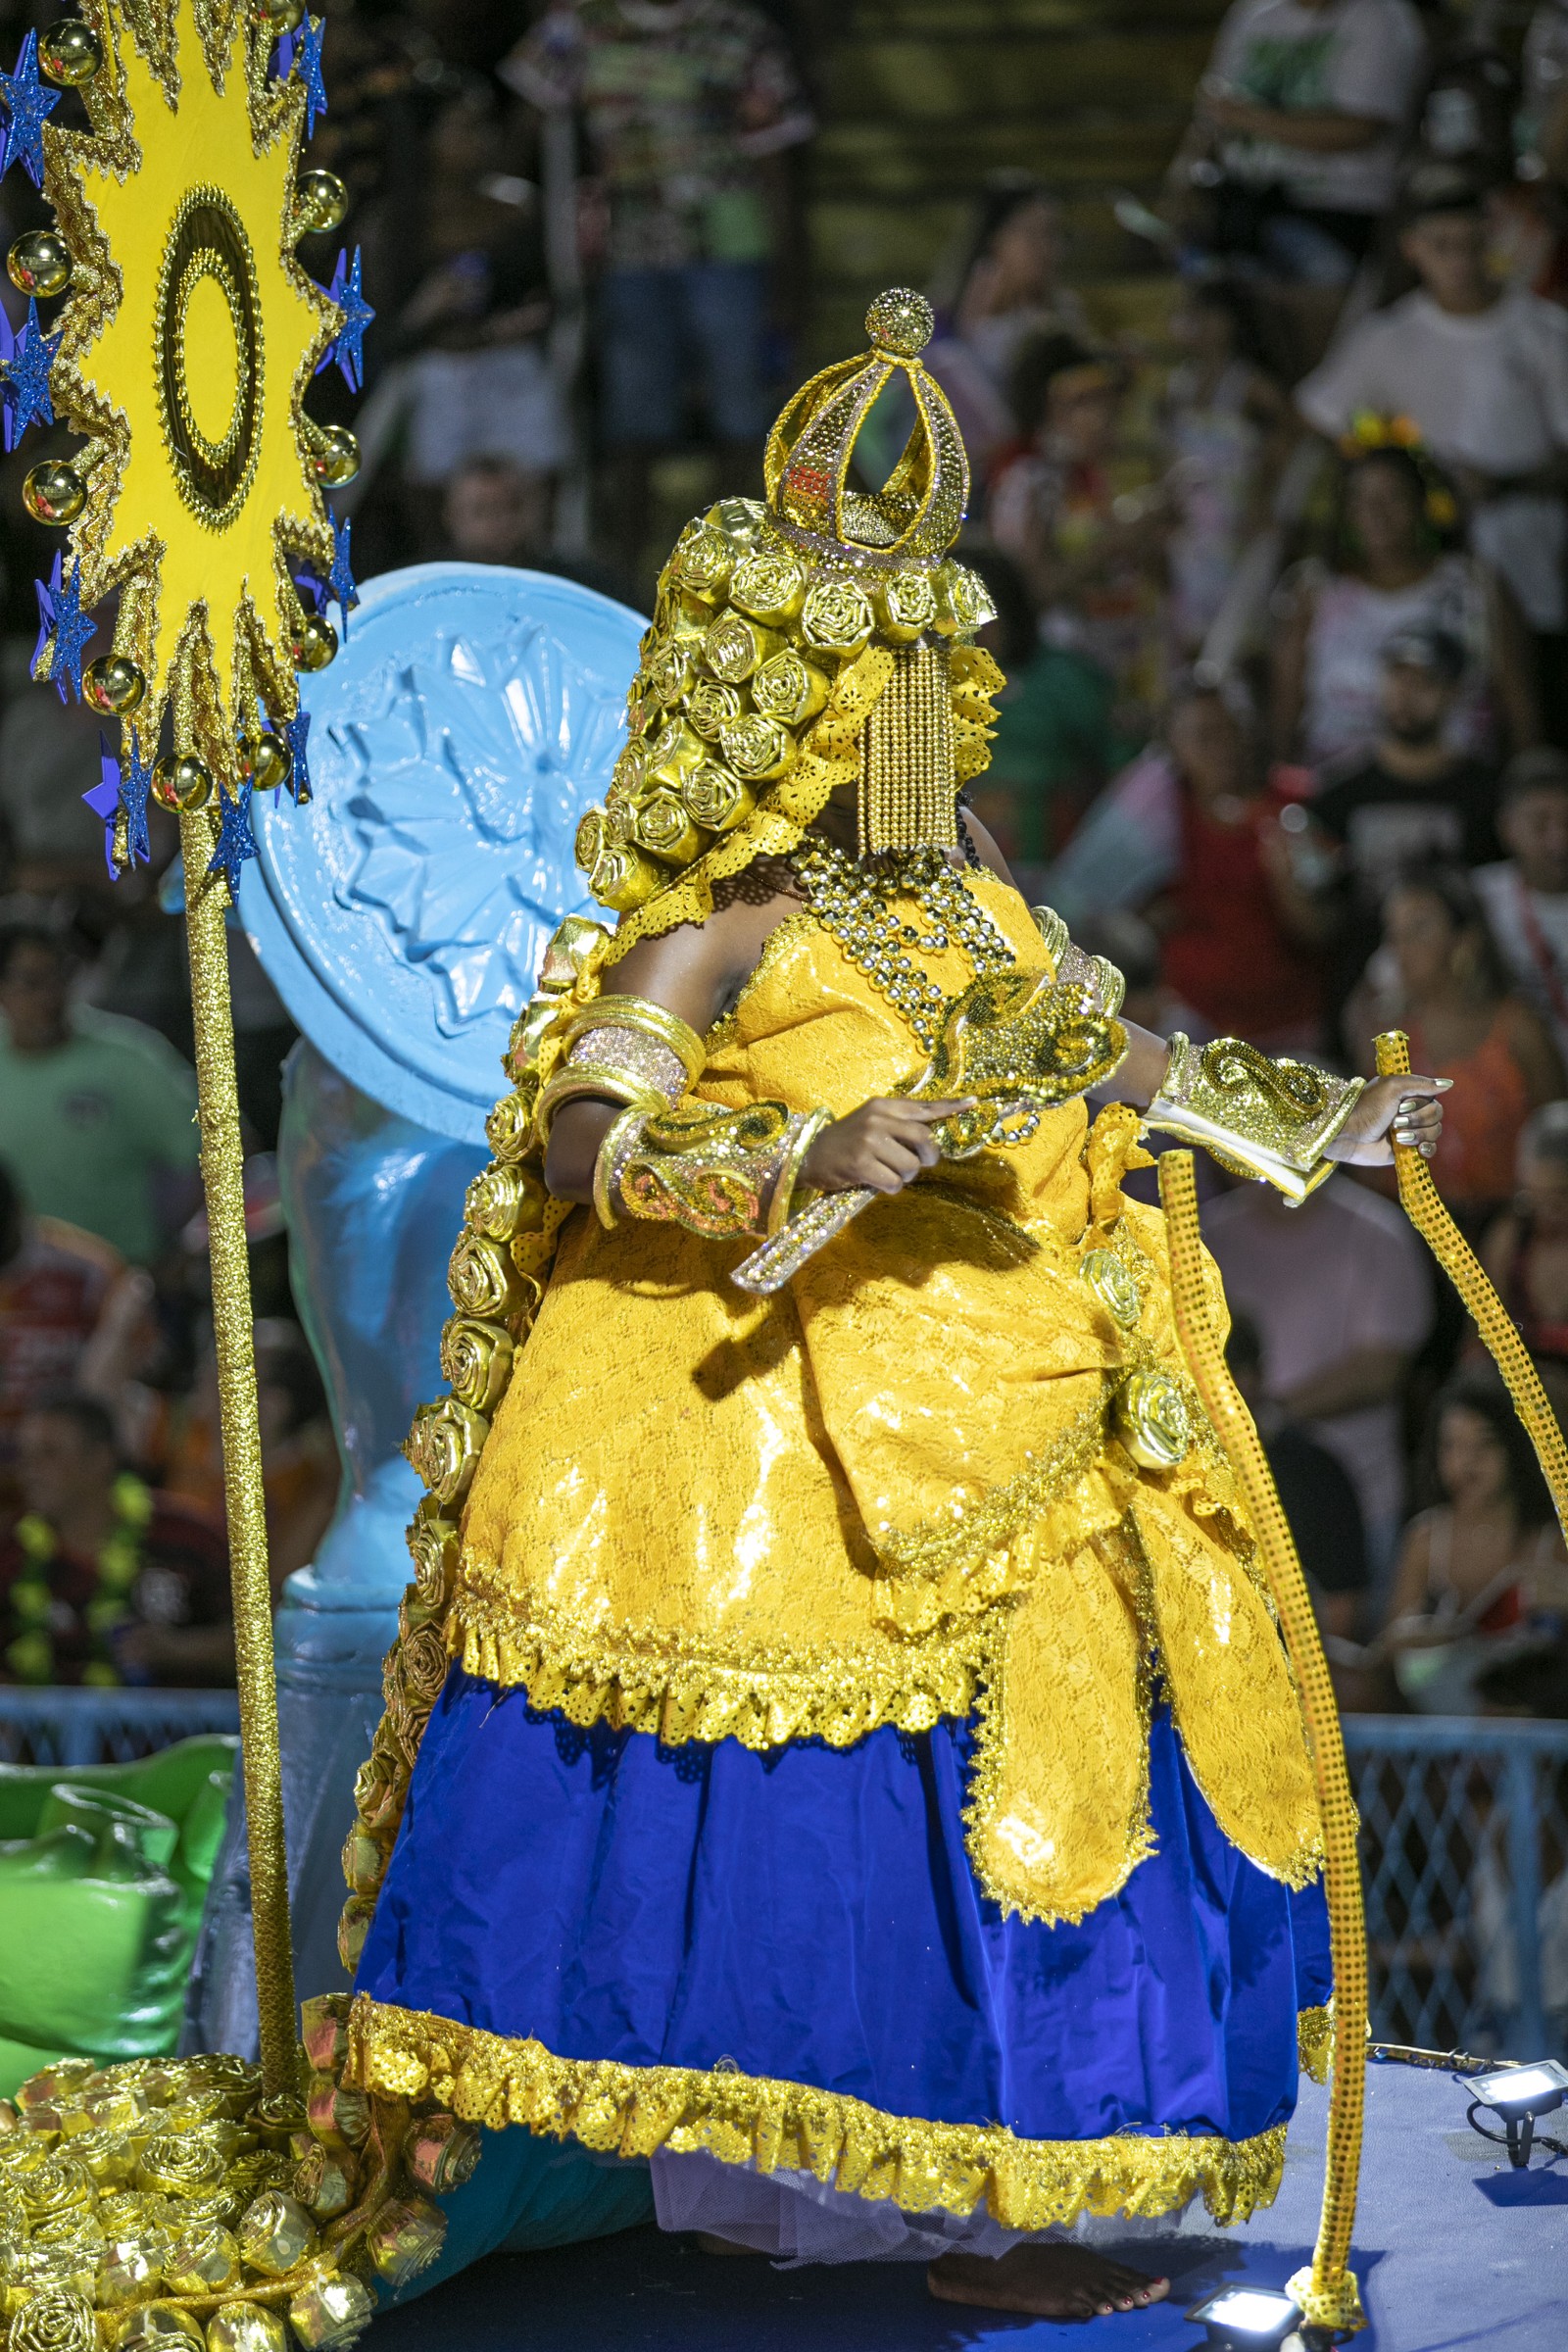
[{"left": 928, "top": 2244, "right": 1170, "bottom": 2320}]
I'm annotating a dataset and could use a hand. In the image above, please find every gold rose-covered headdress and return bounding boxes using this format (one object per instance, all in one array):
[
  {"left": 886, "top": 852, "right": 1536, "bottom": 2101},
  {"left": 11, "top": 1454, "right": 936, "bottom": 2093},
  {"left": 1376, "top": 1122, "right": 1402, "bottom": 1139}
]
[{"left": 577, "top": 289, "right": 1005, "bottom": 953}]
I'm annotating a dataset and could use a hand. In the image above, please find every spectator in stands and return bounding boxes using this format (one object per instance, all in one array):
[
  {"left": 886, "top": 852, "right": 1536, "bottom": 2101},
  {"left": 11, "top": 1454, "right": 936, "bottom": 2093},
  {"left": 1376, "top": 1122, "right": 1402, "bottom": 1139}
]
[
  {"left": 1482, "top": 1099, "right": 1568, "bottom": 1380},
  {"left": 1226, "top": 1311, "right": 1370, "bottom": 1641},
  {"left": 438, "top": 453, "right": 630, "bottom": 604},
  {"left": 0, "top": 1160, "right": 138, "bottom": 1505},
  {"left": 1297, "top": 171, "right": 1568, "bottom": 736},
  {"left": 959, "top": 544, "right": 1140, "bottom": 874},
  {"left": 1381, "top": 1364, "right": 1568, "bottom": 1712},
  {"left": 162, "top": 1319, "right": 339, "bottom": 1597},
  {"left": 1310, "top": 623, "right": 1503, "bottom": 1007},
  {"left": 503, "top": 1, "right": 812, "bottom": 575},
  {"left": 1203, "top": 1161, "right": 1433, "bottom": 1577},
  {"left": 1271, "top": 443, "right": 1538, "bottom": 767},
  {"left": 1161, "top": 277, "right": 1292, "bottom": 655},
  {"left": 989, "top": 334, "right": 1170, "bottom": 754},
  {"left": 1174, "top": 0, "right": 1426, "bottom": 369},
  {"left": 923, "top": 179, "right": 1088, "bottom": 487},
  {"left": 441, "top": 452, "right": 552, "bottom": 569},
  {"left": 1474, "top": 748, "right": 1568, "bottom": 1067},
  {"left": 0, "top": 922, "right": 199, "bottom": 1267},
  {"left": 1043, "top": 676, "right": 1328, "bottom": 1050},
  {"left": 394, "top": 86, "right": 567, "bottom": 546},
  {"left": 1348, "top": 863, "right": 1564, "bottom": 1228},
  {"left": 0, "top": 1394, "right": 233, "bottom": 1688}
]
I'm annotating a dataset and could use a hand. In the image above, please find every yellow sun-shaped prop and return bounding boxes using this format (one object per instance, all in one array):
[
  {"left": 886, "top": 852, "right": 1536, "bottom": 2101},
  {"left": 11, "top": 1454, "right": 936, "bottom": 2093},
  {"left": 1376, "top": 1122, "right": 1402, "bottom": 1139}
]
[{"left": 35, "top": 0, "right": 346, "bottom": 811}]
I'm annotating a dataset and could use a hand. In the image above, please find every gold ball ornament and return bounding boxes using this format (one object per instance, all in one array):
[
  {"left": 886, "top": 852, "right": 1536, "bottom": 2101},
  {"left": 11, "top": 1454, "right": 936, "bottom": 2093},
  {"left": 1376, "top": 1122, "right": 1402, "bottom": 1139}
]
[
  {"left": 295, "top": 171, "right": 348, "bottom": 235},
  {"left": 22, "top": 462, "right": 84, "bottom": 525},
  {"left": 310, "top": 427, "right": 360, "bottom": 488},
  {"left": 865, "top": 286, "right": 934, "bottom": 359},
  {"left": 290, "top": 612, "right": 338, "bottom": 672},
  {"left": 110, "top": 2302, "right": 204, "bottom": 2352},
  {"left": 8, "top": 230, "right": 73, "bottom": 299},
  {"left": 251, "top": 0, "right": 307, "bottom": 29},
  {"left": 38, "top": 20, "right": 104, "bottom": 84},
  {"left": 206, "top": 2307, "right": 287, "bottom": 2352},
  {"left": 83, "top": 657, "right": 147, "bottom": 716},
  {"left": 151, "top": 754, "right": 215, "bottom": 813},
  {"left": 241, "top": 731, "right": 292, "bottom": 794}
]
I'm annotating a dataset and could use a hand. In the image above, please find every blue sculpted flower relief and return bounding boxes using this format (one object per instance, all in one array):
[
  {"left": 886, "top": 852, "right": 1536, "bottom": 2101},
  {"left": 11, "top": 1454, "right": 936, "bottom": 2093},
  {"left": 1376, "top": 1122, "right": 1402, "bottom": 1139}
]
[
  {"left": 335, "top": 622, "right": 621, "bottom": 1036},
  {"left": 241, "top": 564, "right": 647, "bottom": 1144}
]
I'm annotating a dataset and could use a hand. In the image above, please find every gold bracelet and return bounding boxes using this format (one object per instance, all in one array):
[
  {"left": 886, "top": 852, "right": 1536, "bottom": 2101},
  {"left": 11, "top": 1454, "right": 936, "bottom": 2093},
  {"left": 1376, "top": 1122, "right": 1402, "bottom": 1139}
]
[
  {"left": 535, "top": 995, "right": 706, "bottom": 1145},
  {"left": 766, "top": 1106, "right": 831, "bottom": 1237},
  {"left": 1145, "top": 1035, "right": 1364, "bottom": 1204},
  {"left": 592, "top": 1103, "right": 654, "bottom": 1231}
]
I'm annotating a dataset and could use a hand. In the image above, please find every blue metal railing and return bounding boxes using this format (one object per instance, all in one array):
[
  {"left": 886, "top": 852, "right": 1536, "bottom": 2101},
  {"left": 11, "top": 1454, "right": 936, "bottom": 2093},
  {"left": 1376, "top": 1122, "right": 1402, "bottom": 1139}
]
[
  {"left": 1, "top": 1692, "right": 1562, "bottom": 2059},
  {"left": 0, "top": 1687, "right": 239, "bottom": 1767}
]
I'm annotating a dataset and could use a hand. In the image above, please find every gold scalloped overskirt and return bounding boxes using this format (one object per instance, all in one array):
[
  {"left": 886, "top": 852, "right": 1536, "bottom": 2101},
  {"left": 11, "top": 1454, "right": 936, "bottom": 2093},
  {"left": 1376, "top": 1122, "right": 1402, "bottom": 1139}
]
[
  {"left": 451, "top": 879, "right": 1323, "bottom": 1925},
  {"left": 347, "top": 1995, "right": 1297, "bottom": 2232}
]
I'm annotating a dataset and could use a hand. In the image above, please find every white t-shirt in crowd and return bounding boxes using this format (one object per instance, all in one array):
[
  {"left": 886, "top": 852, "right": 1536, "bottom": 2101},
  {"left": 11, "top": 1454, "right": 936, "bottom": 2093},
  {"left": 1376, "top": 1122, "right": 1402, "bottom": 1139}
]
[
  {"left": 1298, "top": 287, "right": 1568, "bottom": 629},
  {"left": 1474, "top": 858, "right": 1568, "bottom": 1063},
  {"left": 1208, "top": 0, "right": 1427, "bottom": 216},
  {"left": 1203, "top": 1177, "right": 1433, "bottom": 1538}
]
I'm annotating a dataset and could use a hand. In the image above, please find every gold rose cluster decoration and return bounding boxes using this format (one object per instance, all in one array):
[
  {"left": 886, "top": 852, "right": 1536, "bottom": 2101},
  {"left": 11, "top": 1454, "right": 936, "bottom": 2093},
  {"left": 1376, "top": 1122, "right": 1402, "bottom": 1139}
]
[
  {"left": 572, "top": 289, "right": 1005, "bottom": 947},
  {"left": 17, "top": 0, "right": 360, "bottom": 867},
  {"left": 0, "top": 2033, "right": 477, "bottom": 2352},
  {"left": 344, "top": 917, "right": 612, "bottom": 1965}
]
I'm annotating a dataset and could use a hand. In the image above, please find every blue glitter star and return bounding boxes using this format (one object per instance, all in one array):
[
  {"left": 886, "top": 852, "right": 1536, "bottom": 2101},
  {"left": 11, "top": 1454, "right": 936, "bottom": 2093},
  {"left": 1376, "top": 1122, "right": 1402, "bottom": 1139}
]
[
  {"left": 32, "top": 550, "right": 60, "bottom": 671},
  {"left": 283, "top": 706, "right": 312, "bottom": 803},
  {"left": 321, "top": 246, "right": 373, "bottom": 394},
  {"left": 327, "top": 514, "right": 359, "bottom": 638},
  {"left": 209, "top": 778, "right": 260, "bottom": 899},
  {"left": 4, "top": 298, "right": 60, "bottom": 446},
  {"left": 293, "top": 15, "right": 328, "bottom": 138},
  {"left": 84, "top": 737, "right": 121, "bottom": 876},
  {"left": 120, "top": 728, "right": 152, "bottom": 866},
  {"left": 42, "top": 559, "right": 95, "bottom": 702},
  {"left": 0, "top": 31, "right": 61, "bottom": 189}
]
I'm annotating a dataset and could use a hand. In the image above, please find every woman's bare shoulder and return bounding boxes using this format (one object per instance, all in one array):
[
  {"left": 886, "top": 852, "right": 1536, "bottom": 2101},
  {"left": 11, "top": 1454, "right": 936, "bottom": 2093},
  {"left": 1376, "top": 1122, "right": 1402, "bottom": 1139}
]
[{"left": 609, "top": 858, "right": 806, "bottom": 1032}]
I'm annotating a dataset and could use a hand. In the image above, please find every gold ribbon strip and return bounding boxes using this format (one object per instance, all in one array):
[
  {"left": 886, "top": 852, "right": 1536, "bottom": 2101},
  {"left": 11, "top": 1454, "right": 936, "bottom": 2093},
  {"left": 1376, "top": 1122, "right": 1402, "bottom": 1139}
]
[
  {"left": 179, "top": 809, "right": 296, "bottom": 2094},
  {"left": 1375, "top": 1029, "right": 1568, "bottom": 1529},
  {"left": 1158, "top": 1150, "right": 1366, "bottom": 2335}
]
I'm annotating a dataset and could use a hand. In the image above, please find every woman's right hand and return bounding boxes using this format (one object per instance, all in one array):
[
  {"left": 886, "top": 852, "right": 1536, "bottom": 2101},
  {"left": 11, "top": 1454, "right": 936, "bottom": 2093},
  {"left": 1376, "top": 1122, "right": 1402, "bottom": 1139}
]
[{"left": 803, "top": 1098, "right": 974, "bottom": 1196}]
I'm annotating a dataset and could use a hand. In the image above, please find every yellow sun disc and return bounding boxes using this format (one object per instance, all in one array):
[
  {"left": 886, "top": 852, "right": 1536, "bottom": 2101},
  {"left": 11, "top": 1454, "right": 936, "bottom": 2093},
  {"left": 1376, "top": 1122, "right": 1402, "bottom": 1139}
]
[{"left": 42, "top": 0, "right": 340, "bottom": 771}]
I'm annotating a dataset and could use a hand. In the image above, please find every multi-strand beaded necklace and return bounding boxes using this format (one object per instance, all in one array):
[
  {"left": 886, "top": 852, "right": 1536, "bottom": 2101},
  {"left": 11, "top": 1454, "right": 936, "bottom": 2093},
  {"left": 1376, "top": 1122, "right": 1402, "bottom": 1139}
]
[{"left": 788, "top": 837, "right": 1014, "bottom": 1054}]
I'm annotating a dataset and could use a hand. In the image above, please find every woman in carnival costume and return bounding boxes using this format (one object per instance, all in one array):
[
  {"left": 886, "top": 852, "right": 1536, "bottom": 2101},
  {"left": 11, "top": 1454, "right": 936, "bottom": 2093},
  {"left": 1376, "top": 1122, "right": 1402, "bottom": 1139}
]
[{"left": 342, "top": 291, "right": 1446, "bottom": 2319}]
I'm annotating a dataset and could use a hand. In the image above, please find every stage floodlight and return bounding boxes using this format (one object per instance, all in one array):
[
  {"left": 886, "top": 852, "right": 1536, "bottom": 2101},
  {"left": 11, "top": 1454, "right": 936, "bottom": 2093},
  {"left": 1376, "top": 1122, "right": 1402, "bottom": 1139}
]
[
  {"left": 1185, "top": 2283, "right": 1303, "bottom": 2348},
  {"left": 1468, "top": 2058, "right": 1568, "bottom": 2166}
]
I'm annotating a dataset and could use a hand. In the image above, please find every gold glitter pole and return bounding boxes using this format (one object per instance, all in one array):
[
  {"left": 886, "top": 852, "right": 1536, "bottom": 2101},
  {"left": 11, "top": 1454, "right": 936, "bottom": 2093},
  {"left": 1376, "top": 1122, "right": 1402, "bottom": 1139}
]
[
  {"left": 1375, "top": 1030, "right": 1568, "bottom": 1529},
  {"left": 179, "top": 808, "right": 298, "bottom": 2095},
  {"left": 1158, "top": 1151, "right": 1367, "bottom": 2334}
]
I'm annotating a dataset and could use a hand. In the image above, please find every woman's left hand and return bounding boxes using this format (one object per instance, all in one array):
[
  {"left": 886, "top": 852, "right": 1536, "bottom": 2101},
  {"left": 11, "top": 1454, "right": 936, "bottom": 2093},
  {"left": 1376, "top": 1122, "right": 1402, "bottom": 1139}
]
[{"left": 1324, "top": 1073, "right": 1450, "bottom": 1167}]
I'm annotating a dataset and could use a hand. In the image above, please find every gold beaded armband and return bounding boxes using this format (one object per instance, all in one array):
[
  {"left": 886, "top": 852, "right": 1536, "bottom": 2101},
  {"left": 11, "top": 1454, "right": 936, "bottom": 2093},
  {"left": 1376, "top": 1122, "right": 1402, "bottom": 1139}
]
[
  {"left": 1032, "top": 906, "right": 1126, "bottom": 1017},
  {"left": 1144, "top": 1034, "right": 1364, "bottom": 1204},
  {"left": 595, "top": 1100, "right": 831, "bottom": 1237},
  {"left": 534, "top": 995, "right": 707, "bottom": 1145}
]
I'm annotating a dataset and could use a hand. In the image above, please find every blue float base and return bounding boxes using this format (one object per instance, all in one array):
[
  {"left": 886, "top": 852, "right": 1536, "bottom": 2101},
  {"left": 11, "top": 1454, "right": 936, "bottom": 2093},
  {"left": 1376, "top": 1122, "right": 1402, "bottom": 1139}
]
[{"left": 367, "top": 2062, "right": 1567, "bottom": 2351}]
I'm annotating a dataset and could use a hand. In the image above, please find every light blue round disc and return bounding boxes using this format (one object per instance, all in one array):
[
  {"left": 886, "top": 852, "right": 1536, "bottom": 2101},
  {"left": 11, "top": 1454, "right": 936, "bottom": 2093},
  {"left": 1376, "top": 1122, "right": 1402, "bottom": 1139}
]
[{"left": 239, "top": 562, "right": 644, "bottom": 1144}]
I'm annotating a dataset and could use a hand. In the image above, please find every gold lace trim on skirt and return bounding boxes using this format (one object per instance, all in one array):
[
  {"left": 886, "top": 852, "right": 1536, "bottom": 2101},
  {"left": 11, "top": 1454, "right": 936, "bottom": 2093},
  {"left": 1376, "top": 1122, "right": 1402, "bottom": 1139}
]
[{"left": 347, "top": 1995, "right": 1295, "bottom": 2232}]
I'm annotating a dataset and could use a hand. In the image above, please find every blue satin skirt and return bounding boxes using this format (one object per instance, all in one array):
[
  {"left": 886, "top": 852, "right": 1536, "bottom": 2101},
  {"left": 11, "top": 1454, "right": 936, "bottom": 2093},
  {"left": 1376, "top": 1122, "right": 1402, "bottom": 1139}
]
[{"left": 359, "top": 1668, "right": 1330, "bottom": 2150}]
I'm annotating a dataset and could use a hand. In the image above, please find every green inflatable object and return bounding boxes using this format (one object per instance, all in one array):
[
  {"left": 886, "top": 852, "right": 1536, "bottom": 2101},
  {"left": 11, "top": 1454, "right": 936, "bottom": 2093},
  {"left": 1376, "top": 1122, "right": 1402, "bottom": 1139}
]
[{"left": 0, "top": 1736, "right": 237, "bottom": 2096}]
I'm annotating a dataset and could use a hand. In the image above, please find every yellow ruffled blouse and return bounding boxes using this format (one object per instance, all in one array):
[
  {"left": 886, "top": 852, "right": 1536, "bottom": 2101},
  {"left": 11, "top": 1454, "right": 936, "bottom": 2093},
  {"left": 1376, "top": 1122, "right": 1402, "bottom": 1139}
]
[{"left": 454, "top": 870, "right": 1322, "bottom": 1925}]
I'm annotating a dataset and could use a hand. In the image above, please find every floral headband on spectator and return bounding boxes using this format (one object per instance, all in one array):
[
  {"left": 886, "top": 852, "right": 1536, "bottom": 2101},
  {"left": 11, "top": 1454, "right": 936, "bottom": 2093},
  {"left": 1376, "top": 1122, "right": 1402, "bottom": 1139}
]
[{"left": 1339, "top": 411, "right": 1460, "bottom": 533}]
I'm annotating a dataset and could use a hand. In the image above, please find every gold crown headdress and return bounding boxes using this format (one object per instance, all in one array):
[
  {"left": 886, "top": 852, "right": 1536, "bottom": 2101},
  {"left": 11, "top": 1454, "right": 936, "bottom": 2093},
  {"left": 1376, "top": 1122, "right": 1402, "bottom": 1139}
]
[{"left": 576, "top": 290, "right": 1006, "bottom": 956}]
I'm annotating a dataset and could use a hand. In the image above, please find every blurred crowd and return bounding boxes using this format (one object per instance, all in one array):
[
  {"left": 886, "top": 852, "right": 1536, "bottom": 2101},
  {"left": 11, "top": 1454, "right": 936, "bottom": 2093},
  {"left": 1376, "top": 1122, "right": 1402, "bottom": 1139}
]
[{"left": 3, "top": 1, "right": 1568, "bottom": 1721}]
